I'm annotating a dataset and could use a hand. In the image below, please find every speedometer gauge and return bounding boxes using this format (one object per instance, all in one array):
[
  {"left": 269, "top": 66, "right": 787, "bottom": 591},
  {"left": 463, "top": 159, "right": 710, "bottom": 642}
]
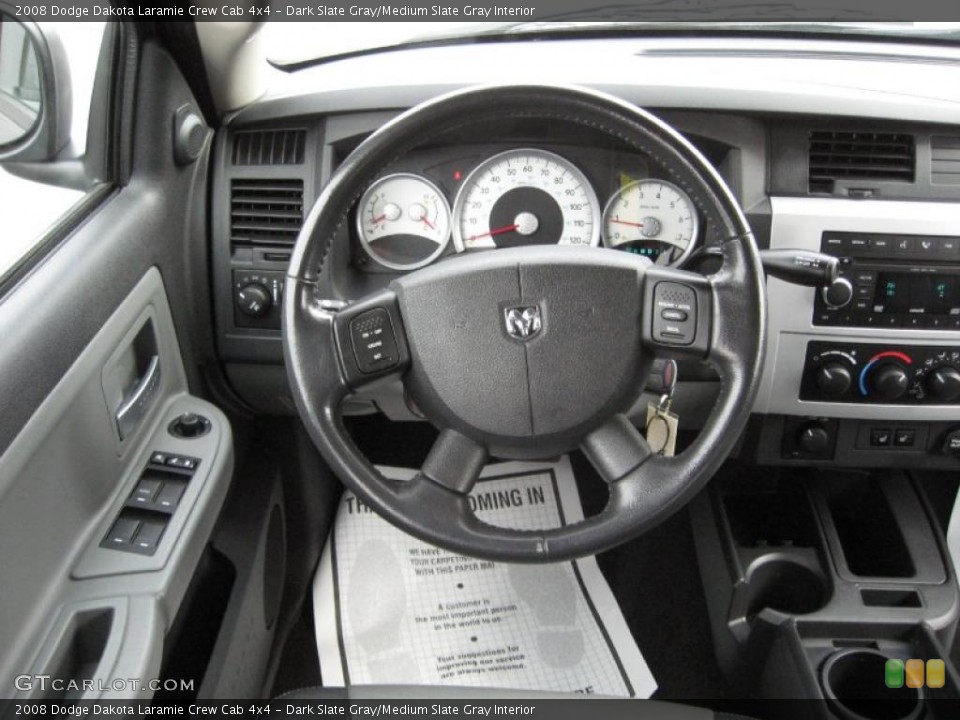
[
  {"left": 452, "top": 149, "right": 600, "bottom": 251},
  {"left": 357, "top": 173, "right": 451, "bottom": 271},
  {"left": 602, "top": 179, "right": 699, "bottom": 266}
]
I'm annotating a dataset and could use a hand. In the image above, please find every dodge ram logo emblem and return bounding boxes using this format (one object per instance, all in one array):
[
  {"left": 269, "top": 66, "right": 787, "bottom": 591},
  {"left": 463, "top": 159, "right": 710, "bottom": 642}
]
[{"left": 504, "top": 305, "right": 542, "bottom": 341}]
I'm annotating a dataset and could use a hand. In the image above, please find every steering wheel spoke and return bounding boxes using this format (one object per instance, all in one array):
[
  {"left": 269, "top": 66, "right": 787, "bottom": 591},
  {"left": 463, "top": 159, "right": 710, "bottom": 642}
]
[
  {"left": 421, "top": 429, "right": 488, "bottom": 495},
  {"left": 581, "top": 415, "right": 653, "bottom": 484}
]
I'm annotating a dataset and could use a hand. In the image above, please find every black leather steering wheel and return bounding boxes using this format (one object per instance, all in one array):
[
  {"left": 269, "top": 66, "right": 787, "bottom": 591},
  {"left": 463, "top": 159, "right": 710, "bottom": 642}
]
[{"left": 283, "top": 85, "right": 766, "bottom": 562}]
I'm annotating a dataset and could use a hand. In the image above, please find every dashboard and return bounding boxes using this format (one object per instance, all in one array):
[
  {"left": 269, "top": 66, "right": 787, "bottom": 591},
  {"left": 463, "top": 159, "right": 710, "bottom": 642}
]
[{"left": 209, "top": 35, "right": 960, "bottom": 471}]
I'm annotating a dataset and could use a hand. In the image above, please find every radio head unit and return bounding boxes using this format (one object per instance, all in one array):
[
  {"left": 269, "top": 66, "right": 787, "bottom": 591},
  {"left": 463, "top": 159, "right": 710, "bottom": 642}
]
[{"left": 814, "top": 232, "right": 960, "bottom": 330}]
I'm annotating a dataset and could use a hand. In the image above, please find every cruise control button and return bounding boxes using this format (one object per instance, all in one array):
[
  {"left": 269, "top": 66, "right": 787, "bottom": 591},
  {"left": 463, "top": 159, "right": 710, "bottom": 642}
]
[{"left": 350, "top": 308, "right": 399, "bottom": 374}]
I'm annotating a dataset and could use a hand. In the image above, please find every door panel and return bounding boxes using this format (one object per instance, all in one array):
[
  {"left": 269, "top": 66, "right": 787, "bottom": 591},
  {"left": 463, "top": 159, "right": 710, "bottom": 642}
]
[{"left": 0, "top": 36, "right": 232, "bottom": 700}]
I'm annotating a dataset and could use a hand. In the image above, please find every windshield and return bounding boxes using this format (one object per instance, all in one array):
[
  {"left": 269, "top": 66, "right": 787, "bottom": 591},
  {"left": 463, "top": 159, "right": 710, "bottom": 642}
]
[{"left": 265, "top": 21, "right": 960, "bottom": 67}]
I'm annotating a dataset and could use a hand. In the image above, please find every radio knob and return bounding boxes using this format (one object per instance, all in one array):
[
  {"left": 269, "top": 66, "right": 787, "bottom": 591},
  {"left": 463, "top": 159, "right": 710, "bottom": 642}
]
[
  {"left": 237, "top": 282, "right": 272, "bottom": 318},
  {"left": 821, "top": 278, "right": 853, "bottom": 309},
  {"left": 926, "top": 366, "right": 960, "bottom": 402},
  {"left": 871, "top": 363, "right": 909, "bottom": 401},
  {"left": 815, "top": 362, "right": 852, "bottom": 397}
]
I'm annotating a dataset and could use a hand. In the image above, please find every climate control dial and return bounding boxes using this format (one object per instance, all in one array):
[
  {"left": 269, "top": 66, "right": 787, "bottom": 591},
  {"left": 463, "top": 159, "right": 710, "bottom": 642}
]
[
  {"left": 926, "top": 366, "right": 960, "bottom": 402},
  {"left": 814, "top": 361, "right": 853, "bottom": 397},
  {"left": 870, "top": 363, "right": 910, "bottom": 400}
]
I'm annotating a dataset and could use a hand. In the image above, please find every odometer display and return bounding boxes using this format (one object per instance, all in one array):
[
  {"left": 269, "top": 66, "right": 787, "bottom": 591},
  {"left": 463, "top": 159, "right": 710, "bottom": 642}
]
[{"left": 452, "top": 149, "right": 601, "bottom": 251}]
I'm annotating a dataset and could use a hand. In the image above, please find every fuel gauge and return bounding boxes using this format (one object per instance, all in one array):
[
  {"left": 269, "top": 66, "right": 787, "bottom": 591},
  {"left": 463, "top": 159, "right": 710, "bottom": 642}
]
[{"left": 357, "top": 173, "right": 451, "bottom": 271}]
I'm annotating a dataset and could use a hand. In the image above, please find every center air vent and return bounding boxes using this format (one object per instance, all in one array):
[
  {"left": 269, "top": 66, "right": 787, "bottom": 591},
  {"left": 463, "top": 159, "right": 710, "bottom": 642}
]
[
  {"left": 809, "top": 131, "right": 914, "bottom": 193},
  {"left": 232, "top": 129, "right": 306, "bottom": 166},
  {"left": 230, "top": 179, "right": 304, "bottom": 249}
]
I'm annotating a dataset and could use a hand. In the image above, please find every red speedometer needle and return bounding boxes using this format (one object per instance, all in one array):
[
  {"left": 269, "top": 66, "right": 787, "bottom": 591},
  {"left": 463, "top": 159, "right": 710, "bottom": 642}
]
[
  {"left": 611, "top": 219, "right": 644, "bottom": 228},
  {"left": 370, "top": 214, "right": 387, "bottom": 225},
  {"left": 419, "top": 215, "right": 436, "bottom": 230},
  {"left": 468, "top": 223, "right": 519, "bottom": 241}
]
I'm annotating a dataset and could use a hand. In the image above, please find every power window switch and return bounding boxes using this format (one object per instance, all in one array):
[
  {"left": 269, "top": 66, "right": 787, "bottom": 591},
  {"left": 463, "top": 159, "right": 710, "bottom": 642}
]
[
  {"left": 132, "top": 520, "right": 165, "bottom": 554},
  {"left": 156, "top": 483, "right": 186, "bottom": 511},
  {"left": 105, "top": 518, "right": 140, "bottom": 548},
  {"left": 150, "top": 451, "right": 169, "bottom": 465},
  {"left": 131, "top": 478, "right": 162, "bottom": 504}
]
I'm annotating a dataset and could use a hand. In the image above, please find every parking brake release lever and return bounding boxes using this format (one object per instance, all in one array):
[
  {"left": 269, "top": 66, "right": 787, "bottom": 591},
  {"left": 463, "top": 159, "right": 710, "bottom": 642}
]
[{"left": 759, "top": 249, "right": 839, "bottom": 288}]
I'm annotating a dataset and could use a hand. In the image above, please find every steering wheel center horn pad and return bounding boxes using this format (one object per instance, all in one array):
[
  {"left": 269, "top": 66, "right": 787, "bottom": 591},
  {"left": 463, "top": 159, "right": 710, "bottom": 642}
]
[
  {"left": 395, "top": 246, "right": 654, "bottom": 458},
  {"left": 283, "top": 84, "right": 766, "bottom": 562}
]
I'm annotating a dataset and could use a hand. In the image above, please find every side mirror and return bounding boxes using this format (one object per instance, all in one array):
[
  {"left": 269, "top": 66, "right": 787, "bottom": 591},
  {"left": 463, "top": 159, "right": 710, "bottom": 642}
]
[{"left": 0, "top": 11, "right": 71, "bottom": 162}]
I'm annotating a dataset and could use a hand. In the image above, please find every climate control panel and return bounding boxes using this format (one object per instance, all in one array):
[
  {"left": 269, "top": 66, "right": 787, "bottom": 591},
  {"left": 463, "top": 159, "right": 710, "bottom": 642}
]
[{"left": 800, "top": 342, "right": 960, "bottom": 404}]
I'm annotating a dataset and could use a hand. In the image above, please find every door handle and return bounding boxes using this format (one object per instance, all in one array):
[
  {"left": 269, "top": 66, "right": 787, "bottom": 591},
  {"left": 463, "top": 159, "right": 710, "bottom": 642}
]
[{"left": 115, "top": 354, "right": 161, "bottom": 440}]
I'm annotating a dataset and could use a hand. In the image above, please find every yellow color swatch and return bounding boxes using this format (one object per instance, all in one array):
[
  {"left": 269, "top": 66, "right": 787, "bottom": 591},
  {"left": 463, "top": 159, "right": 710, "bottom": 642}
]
[
  {"left": 927, "top": 659, "right": 945, "bottom": 689},
  {"left": 905, "top": 659, "right": 925, "bottom": 688}
]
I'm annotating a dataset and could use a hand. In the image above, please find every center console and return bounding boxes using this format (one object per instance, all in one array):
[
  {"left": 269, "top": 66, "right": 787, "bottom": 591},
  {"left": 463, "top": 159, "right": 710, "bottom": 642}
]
[{"left": 692, "top": 468, "right": 960, "bottom": 718}]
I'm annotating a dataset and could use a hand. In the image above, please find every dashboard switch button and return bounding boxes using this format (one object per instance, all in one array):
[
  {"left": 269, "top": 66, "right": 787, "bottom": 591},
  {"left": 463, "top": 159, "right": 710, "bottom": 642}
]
[
  {"left": 870, "top": 428, "right": 893, "bottom": 447},
  {"left": 894, "top": 429, "right": 916, "bottom": 447}
]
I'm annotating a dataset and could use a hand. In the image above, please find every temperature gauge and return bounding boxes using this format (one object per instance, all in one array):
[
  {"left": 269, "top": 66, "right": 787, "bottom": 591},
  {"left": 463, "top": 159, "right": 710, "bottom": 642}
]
[{"left": 357, "top": 173, "right": 451, "bottom": 271}]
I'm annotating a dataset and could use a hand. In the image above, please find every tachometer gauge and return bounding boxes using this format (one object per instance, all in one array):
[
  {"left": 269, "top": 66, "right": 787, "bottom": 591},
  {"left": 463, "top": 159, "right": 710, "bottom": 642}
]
[
  {"left": 602, "top": 179, "right": 699, "bottom": 266},
  {"left": 357, "top": 173, "right": 451, "bottom": 271},
  {"left": 452, "top": 149, "right": 601, "bottom": 251}
]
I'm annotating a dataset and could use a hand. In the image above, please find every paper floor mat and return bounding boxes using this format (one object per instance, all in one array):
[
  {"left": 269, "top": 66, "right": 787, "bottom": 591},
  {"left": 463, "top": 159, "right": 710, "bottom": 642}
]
[{"left": 313, "top": 456, "right": 657, "bottom": 697}]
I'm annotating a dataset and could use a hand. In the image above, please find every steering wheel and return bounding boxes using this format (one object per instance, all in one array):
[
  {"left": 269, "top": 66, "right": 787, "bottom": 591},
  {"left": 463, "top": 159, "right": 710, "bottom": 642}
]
[{"left": 283, "top": 85, "right": 765, "bottom": 562}]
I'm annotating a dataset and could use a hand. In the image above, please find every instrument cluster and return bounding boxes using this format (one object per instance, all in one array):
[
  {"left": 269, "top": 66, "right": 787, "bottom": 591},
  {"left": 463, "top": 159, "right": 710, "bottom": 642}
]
[{"left": 353, "top": 143, "right": 702, "bottom": 272}]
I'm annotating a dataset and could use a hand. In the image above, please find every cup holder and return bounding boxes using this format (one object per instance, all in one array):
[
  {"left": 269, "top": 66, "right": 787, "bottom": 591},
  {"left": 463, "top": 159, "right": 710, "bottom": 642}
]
[
  {"left": 821, "top": 649, "right": 923, "bottom": 720},
  {"left": 744, "top": 554, "right": 830, "bottom": 618}
]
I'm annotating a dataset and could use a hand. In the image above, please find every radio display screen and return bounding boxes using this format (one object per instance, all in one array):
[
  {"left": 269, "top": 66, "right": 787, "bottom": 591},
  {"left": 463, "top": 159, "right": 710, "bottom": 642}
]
[{"left": 875, "top": 273, "right": 960, "bottom": 315}]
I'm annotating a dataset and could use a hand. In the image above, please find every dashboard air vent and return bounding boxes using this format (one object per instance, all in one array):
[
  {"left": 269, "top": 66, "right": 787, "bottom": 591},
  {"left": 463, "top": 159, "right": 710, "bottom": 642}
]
[
  {"left": 808, "top": 131, "right": 914, "bottom": 192},
  {"left": 232, "top": 129, "right": 306, "bottom": 166},
  {"left": 230, "top": 179, "right": 304, "bottom": 248},
  {"left": 932, "top": 136, "right": 960, "bottom": 185}
]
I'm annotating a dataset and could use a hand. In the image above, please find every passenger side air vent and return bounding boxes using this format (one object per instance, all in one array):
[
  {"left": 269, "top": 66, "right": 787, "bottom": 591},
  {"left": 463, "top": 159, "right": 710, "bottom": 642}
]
[
  {"left": 932, "top": 136, "right": 960, "bottom": 185},
  {"left": 230, "top": 179, "right": 304, "bottom": 249},
  {"left": 232, "top": 129, "right": 306, "bottom": 166},
  {"left": 808, "top": 131, "right": 915, "bottom": 193}
]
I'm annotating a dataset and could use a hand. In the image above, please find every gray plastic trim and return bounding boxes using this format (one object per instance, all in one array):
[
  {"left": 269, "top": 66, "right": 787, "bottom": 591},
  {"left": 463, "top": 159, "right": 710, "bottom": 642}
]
[
  {"left": 757, "top": 196, "right": 960, "bottom": 421},
  {"left": 244, "top": 38, "right": 960, "bottom": 126},
  {"left": 0, "top": 268, "right": 234, "bottom": 700}
]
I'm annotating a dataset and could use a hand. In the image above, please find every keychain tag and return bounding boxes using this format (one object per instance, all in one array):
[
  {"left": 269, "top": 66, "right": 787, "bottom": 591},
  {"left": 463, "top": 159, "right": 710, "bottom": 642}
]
[
  {"left": 645, "top": 364, "right": 679, "bottom": 458},
  {"left": 646, "top": 401, "right": 679, "bottom": 457}
]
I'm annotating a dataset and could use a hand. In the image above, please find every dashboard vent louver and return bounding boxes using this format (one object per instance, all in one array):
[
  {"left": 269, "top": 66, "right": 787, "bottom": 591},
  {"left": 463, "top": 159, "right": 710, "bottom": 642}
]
[
  {"left": 232, "top": 129, "right": 306, "bottom": 166},
  {"left": 932, "top": 136, "right": 960, "bottom": 185},
  {"left": 808, "top": 131, "right": 915, "bottom": 192},
  {"left": 230, "top": 179, "right": 304, "bottom": 248}
]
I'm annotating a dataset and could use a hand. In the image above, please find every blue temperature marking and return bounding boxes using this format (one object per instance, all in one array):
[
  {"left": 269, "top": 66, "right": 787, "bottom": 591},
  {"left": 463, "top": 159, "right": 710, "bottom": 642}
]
[{"left": 859, "top": 359, "right": 879, "bottom": 396}]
